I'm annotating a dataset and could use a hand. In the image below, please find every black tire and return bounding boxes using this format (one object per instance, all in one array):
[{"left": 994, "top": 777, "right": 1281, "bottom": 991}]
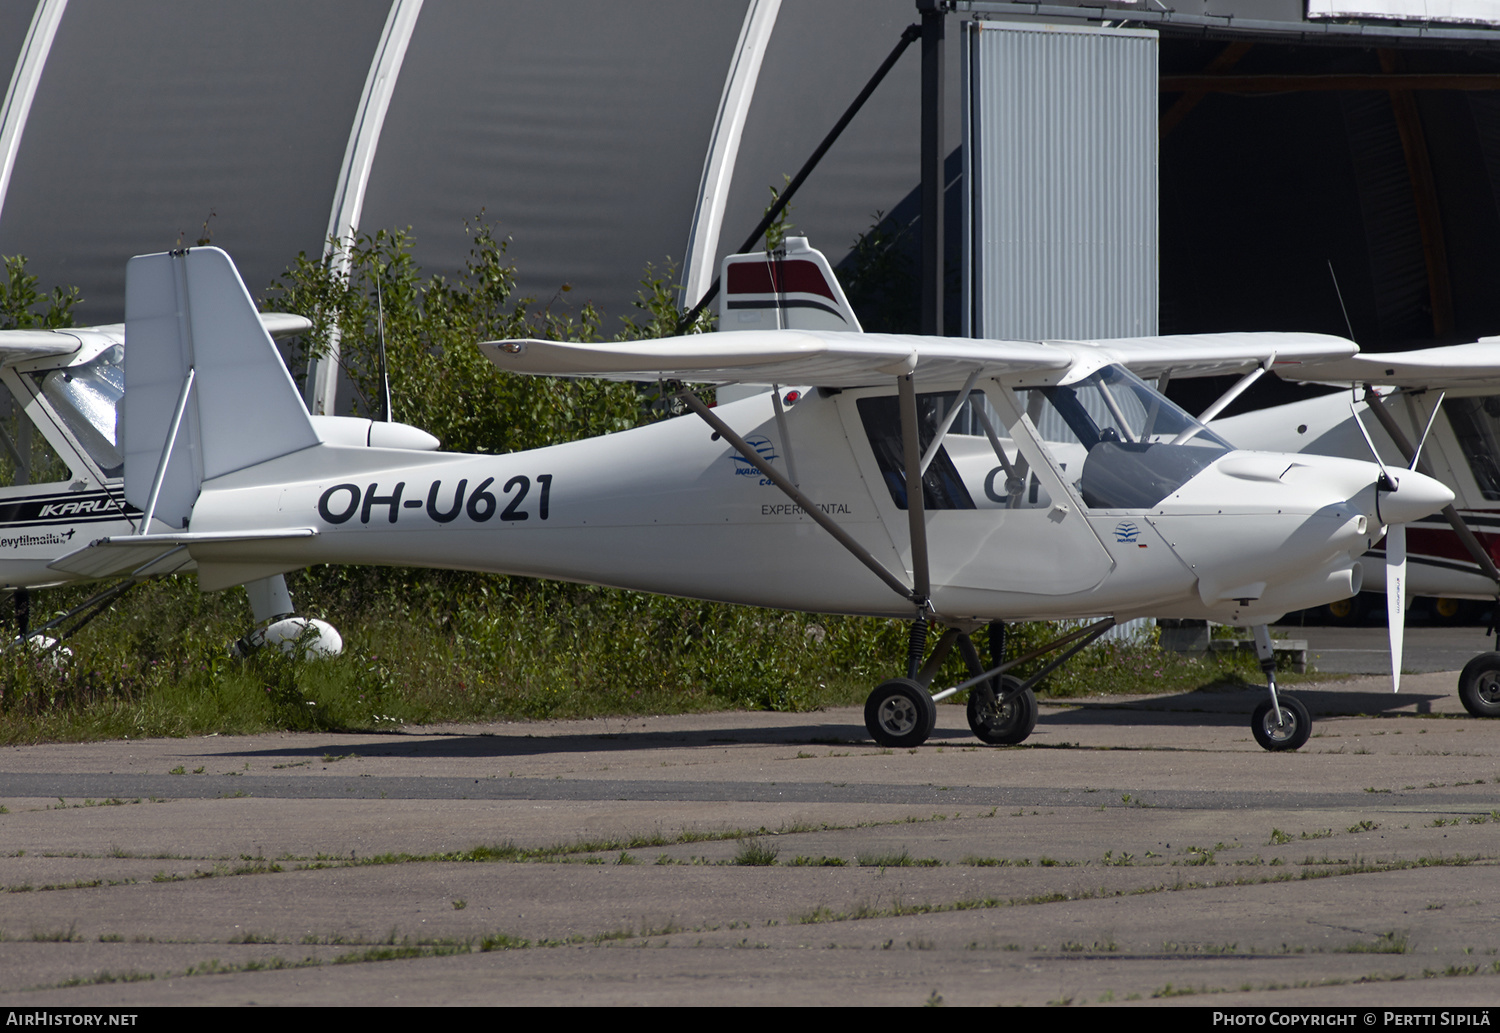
[
  {"left": 1458, "top": 653, "right": 1500, "bottom": 718},
  {"left": 967, "top": 675, "right": 1038, "bottom": 745},
  {"left": 1323, "top": 595, "right": 1364, "bottom": 626},
  {"left": 865, "top": 678, "right": 937, "bottom": 748},
  {"left": 1250, "top": 694, "right": 1311, "bottom": 752},
  {"left": 1431, "top": 597, "right": 1469, "bottom": 625}
]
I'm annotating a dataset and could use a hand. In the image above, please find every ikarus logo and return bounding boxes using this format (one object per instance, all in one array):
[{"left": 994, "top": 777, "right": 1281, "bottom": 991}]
[
  {"left": 1114, "top": 520, "right": 1140, "bottom": 545},
  {"left": 730, "top": 436, "right": 780, "bottom": 486}
]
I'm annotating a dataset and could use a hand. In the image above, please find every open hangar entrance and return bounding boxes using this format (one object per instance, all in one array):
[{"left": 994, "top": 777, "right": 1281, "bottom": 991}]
[
  {"left": 1151, "top": 21, "right": 1500, "bottom": 412},
  {"left": 1160, "top": 36, "right": 1500, "bottom": 349},
  {"left": 849, "top": 4, "right": 1500, "bottom": 413}
]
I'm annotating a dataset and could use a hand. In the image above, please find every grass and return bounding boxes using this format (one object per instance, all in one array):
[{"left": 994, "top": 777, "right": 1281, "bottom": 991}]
[
  {"left": 0, "top": 564, "right": 1319, "bottom": 745},
  {"left": 1338, "top": 930, "right": 1410, "bottom": 954},
  {"left": 853, "top": 848, "right": 943, "bottom": 868},
  {"left": 732, "top": 839, "right": 779, "bottom": 866}
]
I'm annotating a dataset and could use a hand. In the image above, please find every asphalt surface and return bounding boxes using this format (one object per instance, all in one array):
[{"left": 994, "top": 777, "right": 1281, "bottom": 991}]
[
  {"left": 1279, "top": 621, "right": 1498, "bottom": 676},
  {"left": 3, "top": 647, "right": 1500, "bottom": 1007}
]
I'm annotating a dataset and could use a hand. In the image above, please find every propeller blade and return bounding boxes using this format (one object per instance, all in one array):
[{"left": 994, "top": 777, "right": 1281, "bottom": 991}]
[{"left": 1386, "top": 521, "right": 1407, "bottom": 694}]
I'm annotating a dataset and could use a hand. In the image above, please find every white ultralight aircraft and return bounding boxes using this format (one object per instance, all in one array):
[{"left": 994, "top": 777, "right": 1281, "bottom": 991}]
[
  {"left": 0, "top": 245, "right": 1454, "bottom": 751},
  {"left": 1215, "top": 342, "right": 1500, "bottom": 718}
]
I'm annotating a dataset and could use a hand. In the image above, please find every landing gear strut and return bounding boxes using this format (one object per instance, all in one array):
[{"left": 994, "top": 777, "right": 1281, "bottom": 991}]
[
  {"left": 861, "top": 617, "right": 1114, "bottom": 748},
  {"left": 4, "top": 579, "right": 136, "bottom": 659},
  {"left": 232, "top": 575, "right": 343, "bottom": 659},
  {"left": 1249, "top": 624, "right": 1310, "bottom": 752}
]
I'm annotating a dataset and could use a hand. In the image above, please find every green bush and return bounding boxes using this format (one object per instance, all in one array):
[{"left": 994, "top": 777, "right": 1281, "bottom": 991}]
[{"left": 265, "top": 217, "right": 645, "bottom": 453}]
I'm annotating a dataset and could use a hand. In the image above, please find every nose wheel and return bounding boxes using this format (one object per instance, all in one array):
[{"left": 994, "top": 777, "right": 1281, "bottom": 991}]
[
  {"left": 1249, "top": 624, "right": 1310, "bottom": 751},
  {"left": 1250, "top": 693, "right": 1310, "bottom": 751}
]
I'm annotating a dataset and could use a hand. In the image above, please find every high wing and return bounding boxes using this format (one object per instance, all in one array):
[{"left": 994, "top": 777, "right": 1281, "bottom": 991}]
[
  {"left": 1056, "top": 331, "right": 1358, "bottom": 379},
  {"left": 1267, "top": 340, "right": 1500, "bottom": 389},
  {"left": 480, "top": 329, "right": 1356, "bottom": 387},
  {"left": 0, "top": 312, "right": 312, "bottom": 370},
  {"left": 480, "top": 330, "right": 1068, "bottom": 387},
  {"left": 0, "top": 328, "right": 85, "bottom": 365}
]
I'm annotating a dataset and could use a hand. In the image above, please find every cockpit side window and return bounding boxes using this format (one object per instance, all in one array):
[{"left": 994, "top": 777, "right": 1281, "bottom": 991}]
[
  {"left": 0, "top": 377, "right": 71, "bottom": 487},
  {"left": 1018, "top": 365, "right": 1230, "bottom": 510},
  {"left": 856, "top": 392, "right": 976, "bottom": 510},
  {"left": 32, "top": 345, "right": 123, "bottom": 478}
]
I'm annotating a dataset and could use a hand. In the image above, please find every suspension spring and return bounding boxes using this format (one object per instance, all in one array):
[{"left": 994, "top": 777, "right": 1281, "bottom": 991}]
[{"left": 906, "top": 612, "right": 929, "bottom": 680}]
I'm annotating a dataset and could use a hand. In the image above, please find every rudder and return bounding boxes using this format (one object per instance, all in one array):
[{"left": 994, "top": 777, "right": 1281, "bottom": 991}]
[
  {"left": 719, "top": 236, "right": 862, "bottom": 333},
  {"left": 122, "top": 247, "right": 318, "bottom": 529}
]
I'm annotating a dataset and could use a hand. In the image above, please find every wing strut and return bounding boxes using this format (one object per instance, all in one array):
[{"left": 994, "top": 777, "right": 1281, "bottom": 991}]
[
  {"left": 1197, "top": 355, "right": 1273, "bottom": 426},
  {"left": 897, "top": 373, "right": 931, "bottom": 608},
  {"left": 918, "top": 368, "right": 979, "bottom": 476},
  {"left": 677, "top": 388, "right": 920, "bottom": 606},
  {"left": 1176, "top": 354, "right": 1274, "bottom": 443}
]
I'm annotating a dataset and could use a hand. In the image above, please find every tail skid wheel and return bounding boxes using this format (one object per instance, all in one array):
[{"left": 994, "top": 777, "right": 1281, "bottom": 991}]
[
  {"left": 1251, "top": 694, "right": 1311, "bottom": 752},
  {"left": 1457, "top": 653, "right": 1500, "bottom": 718},
  {"left": 865, "top": 678, "right": 937, "bottom": 748},
  {"left": 967, "top": 675, "right": 1038, "bottom": 745}
]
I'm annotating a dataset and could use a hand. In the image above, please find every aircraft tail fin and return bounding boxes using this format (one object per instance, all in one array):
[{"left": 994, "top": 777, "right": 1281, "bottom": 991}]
[
  {"left": 719, "top": 236, "right": 862, "bottom": 334},
  {"left": 122, "top": 247, "right": 319, "bottom": 529}
]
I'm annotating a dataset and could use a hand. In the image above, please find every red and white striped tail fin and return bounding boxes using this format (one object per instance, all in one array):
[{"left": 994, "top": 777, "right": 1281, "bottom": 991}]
[{"left": 719, "top": 237, "right": 861, "bottom": 333}]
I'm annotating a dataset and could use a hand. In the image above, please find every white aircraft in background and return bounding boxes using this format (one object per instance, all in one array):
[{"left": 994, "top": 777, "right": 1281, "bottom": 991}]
[
  {"left": 0, "top": 300, "right": 434, "bottom": 655},
  {"left": 0, "top": 244, "right": 1453, "bottom": 751},
  {"left": 1215, "top": 344, "right": 1500, "bottom": 719}
]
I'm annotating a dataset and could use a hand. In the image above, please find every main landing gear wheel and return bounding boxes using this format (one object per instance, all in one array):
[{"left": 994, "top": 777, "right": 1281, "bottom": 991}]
[
  {"left": 1457, "top": 653, "right": 1500, "bottom": 718},
  {"left": 1323, "top": 595, "right": 1365, "bottom": 626},
  {"left": 1432, "top": 597, "right": 1469, "bottom": 625},
  {"left": 1250, "top": 694, "right": 1311, "bottom": 752},
  {"left": 967, "top": 675, "right": 1038, "bottom": 745},
  {"left": 865, "top": 678, "right": 937, "bottom": 748}
]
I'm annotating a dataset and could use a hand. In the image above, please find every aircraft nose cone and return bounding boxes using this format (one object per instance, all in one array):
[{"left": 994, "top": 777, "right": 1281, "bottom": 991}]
[{"left": 1378, "top": 468, "right": 1453, "bottom": 525}]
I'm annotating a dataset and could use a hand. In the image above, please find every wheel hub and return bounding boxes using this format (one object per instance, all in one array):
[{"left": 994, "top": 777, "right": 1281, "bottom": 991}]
[
  {"left": 1478, "top": 673, "right": 1500, "bottom": 706},
  {"left": 1263, "top": 709, "right": 1297, "bottom": 740},
  {"left": 878, "top": 696, "right": 918, "bottom": 735}
]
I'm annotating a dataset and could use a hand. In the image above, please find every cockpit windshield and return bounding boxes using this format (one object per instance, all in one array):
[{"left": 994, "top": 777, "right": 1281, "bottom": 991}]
[
  {"left": 35, "top": 344, "right": 124, "bottom": 478},
  {"left": 1019, "top": 365, "right": 1231, "bottom": 510}
]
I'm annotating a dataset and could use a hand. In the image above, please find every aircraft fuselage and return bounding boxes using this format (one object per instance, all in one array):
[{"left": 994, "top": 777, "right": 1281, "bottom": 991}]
[{"left": 182, "top": 383, "right": 1428, "bottom": 626}]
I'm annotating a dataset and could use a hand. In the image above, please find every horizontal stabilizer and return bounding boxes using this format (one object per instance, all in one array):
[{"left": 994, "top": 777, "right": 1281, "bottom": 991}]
[{"left": 48, "top": 528, "right": 317, "bottom": 580}]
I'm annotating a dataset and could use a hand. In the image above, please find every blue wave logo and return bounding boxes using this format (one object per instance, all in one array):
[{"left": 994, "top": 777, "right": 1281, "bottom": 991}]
[
  {"left": 730, "top": 436, "right": 779, "bottom": 477},
  {"left": 1114, "top": 521, "right": 1140, "bottom": 544}
]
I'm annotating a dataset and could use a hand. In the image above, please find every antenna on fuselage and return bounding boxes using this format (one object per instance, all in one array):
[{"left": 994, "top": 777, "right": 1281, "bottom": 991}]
[
  {"left": 1327, "top": 259, "right": 1356, "bottom": 342},
  {"left": 375, "top": 274, "right": 392, "bottom": 423}
]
